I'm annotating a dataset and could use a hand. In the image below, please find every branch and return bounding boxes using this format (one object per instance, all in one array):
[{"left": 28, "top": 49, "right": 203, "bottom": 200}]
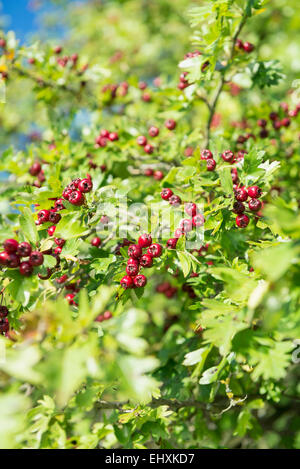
[{"left": 96, "top": 398, "right": 218, "bottom": 412}]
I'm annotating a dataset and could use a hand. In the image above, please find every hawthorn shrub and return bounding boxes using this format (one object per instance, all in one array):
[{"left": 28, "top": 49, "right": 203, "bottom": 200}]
[{"left": 0, "top": 0, "right": 300, "bottom": 450}]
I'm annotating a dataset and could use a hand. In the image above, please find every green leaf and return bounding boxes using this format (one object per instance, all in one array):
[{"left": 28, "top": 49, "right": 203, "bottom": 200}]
[{"left": 19, "top": 207, "right": 38, "bottom": 244}]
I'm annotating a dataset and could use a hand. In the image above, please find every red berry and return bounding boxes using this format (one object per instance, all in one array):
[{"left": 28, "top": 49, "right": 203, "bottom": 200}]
[
  {"left": 137, "top": 135, "right": 147, "bottom": 146},
  {"left": 54, "top": 247, "right": 62, "bottom": 255},
  {"left": 247, "top": 186, "right": 262, "bottom": 198},
  {"left": 273, "top": 120, "right": 281, "bottom": 130},
  {"left": 154, "top": 170, "right": 164, "bottom": 181},
  {"left": 6, "top": 254, "right": 20, "bottom": 268},
  {"left": 174, "top": 228, "right": 184, "bottom": 238},
  {"left": 200, "top": 149, "right": 213, "bottom": 160},
  {"left": 17, "top": 242, "right": 32, "bottom": 258},
  {"left": 179, "top": 219, "right": 193, "bottom": 233},
  {"left": 49, "top": 210, "right": 61, "bottom": 224},
  {"left": 0, "top": 306, "right": 8, "bottom": 318},
  {"left": 47, "top": 226, "right": 56, "bottom": 236},
  {"left": 29, "top": 251, "right": 44, "bottom": 267},
  {"left": 78, "top": 178, "right": 93, "bottom": 193},
  {"left": 257, "top": 119, "right": 267, "bottom": 127},
  {"left": 167, "top": 238, "right": 178, "bottom": 249},
  {"left": 29, "top": 162, "right": 42, "bottom": 176},
  {"left": 243, "top": 42, "right": 254, "bottom": 53},
  {"left": 133, "top": 274, "right": 147, "bottom": 288},
  {"left": 55, "top": 198, "right": 65, "bottom": 211},
  {"left": 69, "top": 191, "right": 85, "bottom": 206},
  {"left": 235, "top": 187, "right": 248, "bottom": 202},
  {"left": 54, "top": 238, "right": 65, "bottom": 248},
  {"left": 54, "top": 45, "right": 63, "bottom": 54},
  {"left": 120, "top": 275, "right": 133, "bottom": 289},
  {"left": 62, "top": 188, "right": 73, "bottom": 200},
  {"left": 19, "top": 261, "right": 33, "bottom": 277},
  {"left": 100, "top": 129, "right": 110, "bottom": 138},
  {"left": 185, "top": 202, "right": 197, "bottom": 217},
  {"left": 65, "top": 293, "right": 76, "bottom": 305},
  {"left": 0, "top": 317, "right": 9, "bottom": 334},
  {"left": 144, "top": 168, "right": 154, "bottom": 177},
  {"left": 108, "top": 132, "right": 119, "bottom": 141},
  {"left": 221, "top": 150, "right": 234, "bottom": 163},
  {"left": 147, "top": 243, "right": 163, "bottom": 258},
  {"left": 281, "top": 117, "right": 290, "bottom": 127},
  {"left": 56, "top": 274, "right": 68, "bottom": 284},
  {"left": 0, "top": 252, "right": 9, "bottom": 266},
  {"left": 0, "top": 38, "right": 6, "bottom": 48},
  {"left": 37, "top": 210, "right": 50, "bottom": 223},
  {"left": 126, "top": 260, "right": 139, "bottom": 276},
  {"left": 3, "top": 239, "right": 19, "bottom": 254},
  {"left": 259, "top": 128, "right": 269, "bottom": 139},
  {"left": 233, "top": 201, "right": 245, "bottom": 214},
  {"left": 269, "top": 112, "right": 278, "bottom": 121},
  {"left": 169, "top": 195, "right": 181, "bottom": 206},
  {"left": 138, "top": 234, "right": 152, "bottom": 248},
  {"left": 192, "top": 214, "right": 205, "bottom": 227},
  {"left": 142, "top": 92, "right": 151, "bottom": 102},
  {"left": 103, "top": 311, "right": 112, "bottom": 320},
  {"left": 248, "top": 198, "right": 262, "bottom": 212},
  {"left": 139, "top": 254, "right": 153, "bottom": 268},
  {"left": 165, "top": 119, "right": 176, "bottom": 130},
  {"left": 236, "top": 214, "right": 250, "bottom": 228},
  {"left": 128, "top": 244, "right": 142, "bottom": 259},
  {"left": 206, "top": 159, "right": 216, "bottom": 171},
  {"left": 144, "top": 144, "right": 154, "bottom": 154},
  {"left": 161, "top": 188, "right": 173, "bottom": 200},
  {"left": 235, "top": 39, "right": 244, "bottom": 49},
  {"left": 148, "top": 126, "right": 159, "bottom": 137},
  {"left": 95, "top": 136, "right": 108, "bottom": 147},
  {"left": 91, "top": 237, "right": 101, "bottom": 247},
  {"left": 184, "top": 146, "right": 194, "bottom": 157}
]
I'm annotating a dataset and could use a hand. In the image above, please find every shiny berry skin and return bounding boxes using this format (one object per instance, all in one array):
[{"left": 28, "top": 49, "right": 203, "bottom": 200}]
[
  {"left": 128, "top": 244, "right": 142, "bottom": 259},
  {"left": 54, "top": 247, "right": 62, "bottom": 255},
  {"left": 100, "top": 129, "right": 110, "bottom": 138},
  {"left": 139, "top": 254, "right": 153, "bottom": 268},
  {"left": 62, "top": 188, "right": 73, "bottom": 200},
  {"left": 200, "top": 149, "right": 213, "bottom": 160},
  {"left": 147, "top": 243, "right": 163, "bottom": 258},
  {"left": 120, "top": 275, "right": 133, "bottom": 289},
  {"left": 185, "top": 202, "right": 197, "bottom": 217},
  {"left": 221, "top": 150, "right": 234, "bottom": 163},
  {"left": 236, "top": 214, "right": 250, "bottom": 228},
  {"left": 165, "top": 119, "right": 176, "bottom": 130},
  {"left": 169, "top": 195, "right": 181, "bottom": 206},
  {"left": 69, "top": 191, "right": 85, "bottom": 206},
  {"left": 29, "top": 251, "right": 44, "bottom": 267},
  {"left": 47, "top": 226, "right": 56, "bottom": 236},
  {"left": 108, "top": 132, "right": 119, "bottom": 141},
  {"left": 19, "top": 261, "right": 33, "bottom": 277},
  {"left": 78, "top": 178, "right": 93, "bottom": 193},
  {"left": 133, "top": 274, "right": 147, "bottom": 288},
  {"left": 54, "top": 238, "right": 65, "bottom": 248},
  {"left": 29, "top": 162, "right": 42, "bottom": 176},
  {"left": 148, "top": 126, "right": 159, "bottom": 137},
  {"left": 49, "top": 210, "right": 61, "bottom": 224},
  {"left": 154, "top": 170, "right": 164, "bottom": 181},
  {"left": 248, "top": 198, "right": 262, "bottom": 212},
  {"left": 243, "top": 42, "right": 254, "bottom": 53},
  {"left": 17, "top": 242, "right": 32, "bottom": 258},
  {"left": 6, "top": 254, "right": 20, "bottom": 268},
  {"left": 192, "top": 214, "right": 205, "bottom": 227},
  {"left": 161, "top": 188, "right": 173, "bottom": 200},
  {"left": 0, "top": 306, "right": 8, "bottom": 318},
  {"left": 207, "top": 159, "right": 216, "bottom": 171},
  {"left": 65, "top": 293, "right": 76, "bottom": 305},
  {"left": 3, "top": 239, "right": 19, "bottom": 254},
  {"left": 91, "top": 237, "right": 101, "bottom": 247},
  {"left": 179, "top": 219, "right": 193, "bottom": 233},
  {"left": 247, "top": 186, "right": 262, "bottom": 198},
  {"left": 137, "top": 135, "right": 147, "bottom": 146},
  {"left": 37, "top": 210, "right": 50, "bottom": 223},
  {"left": 235, "top": 187, "right": 248, "bottom": 202},
  {"left": 233, "top": 201, "right": 245, "bottom": 214},
  {"left": 144, "top": 144, "right": 154, "bottom": 154},
  {"left": 138, "top": 234, "right": 152, "bottom": 248},
  {"left": 55, "top": 198, "right": 65, "bottom": 211},
  {"left": 126, "top": 260, "right": 139, "bottom": 277},
  {"left": 0, "top": 252, "right": 9, "bottom": 266},
  {"left": 167, "top": 238, "right": 178, "bottom": 249}
]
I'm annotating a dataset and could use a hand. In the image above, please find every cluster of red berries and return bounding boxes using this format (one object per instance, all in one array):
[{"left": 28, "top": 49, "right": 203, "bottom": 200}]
[
  {"left": 235, "top": 39, "right": 255, "bottom": 53},
  {"left": 136, "top": 119, "right": 177, "bottom": 155},
  {"left": 29, "top": 161, "right": 45, "bottom": 188},
  {"left": 0, "top": 305, "right": 9, "bottom": 335},
  {"left": 55, "top": 275, "right": 81, "bottom": 306},
  {"left": 95, "top": 311, "right": 113, "bottom": 323},
  {"left": 200, "top": 149, "right": 217, "bottom": 171},
  {"left": 156, "top": 282, "right": 178, "bottom": 298},
  {"left": 177, "top": 51, "right": 209, "bottom": 90},
  {"left": 101, "top": 81, "right": 129, "bottom": 99},
  {"left": 144, "top": 168, "right": 164, "bottom": 180},
  {"left": 87, "top": 153, "right": 107, "bottom": 172},
  {"left": 257, "top": 104, "right": 300, "bottom": 136},
  {"left": 120, "top": 234, "right": 163, "bottom": 289},
  {"left": 233, "top": 185, "right": 263, "bottom": 228},
  {"left": 95, "top": 129, "right": 119, "bottom": 148},
  {"left": 0, "top": 239, "right": 44, "bottom": 277}
]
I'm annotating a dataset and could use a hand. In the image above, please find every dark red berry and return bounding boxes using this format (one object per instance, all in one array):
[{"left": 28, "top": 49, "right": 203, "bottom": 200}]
[
  {"left": 167, "top": 238, "right": 178, "bottom": 249},
  {"left": 65, "top": 293, "right": 76, "bottom": 305},
  {"left": 0, "top": 317, "right": 9, "bottom": 334},
  {"left": 48, "top": 226, "right": 56, "bottom": 236},
  {"left": 165, "top": 119, "right": 176, "bottom": 130},
  {"left": 236, "top": 214, "right": 250, "bottom": 228},
  {"left": 144, "top": 144, "right": 154, "bottom": 154},
  {"left": 54, "top": 198, "right": 65, "bottom": 211},
  {"left": 17, "top": 242, "right": 32, "bottom": 258},
  {"left": 4, "top": 239, "right": 19, "bottom": 254},
  {"left": 185, "top": 202, "right": 197, "bottom": 217},
  {"left": 133, "top": 274, "right": 147, "bottom": 288},
  {"left": 247, "top": 186, "right": 262, "bottom": 198},
  {"left": 128, "top": 244, "right": 142, "bottom": 259},
  {"left": 233, "top": 201, "right": 245, "bottom": 214},
  {"left": 120, "top": 275, "right": 133, "bottom": 289},
  {"left": 49, "top": 210, "right": 61, "bottom": 224},
  {"left": 29, "top": 251, "right": 44, "bottom": 267},
  {"left": 235, "top": 187, "right": 248, "bottom": 202},
  {"left": 148, "top": 126, "right": 159, "bottom": 137},
  {"left": 62, "top": 188, "right": 73, "bottom": 200},
  {"left": 281, "top": 117, "right": 290, "bottom": 127},
  {"left": 137, "top": 135, "right": 147, "bottom": 146},
  {"left": 139, "top": 254, "right": 153, "bottom": 268},
  {"left": 207, "top": 159, "right": 216, "bottom": 171},
  {"left": 0, "top": 306, "right": 8, "bottom": 318},
  {"left": 138, "top": 234, "right": 152, "bottom": 248},
  {"left": 200, "top": 149, "right": 213, "bottom": 160},
  {"left": 257, "top": 119, "right": 267, "bottom": 128},
  {"left": 6, "top": 254, "right": 20, "bottom": 268},
  {"left": 144, "top": 168, "right": 154, "bottom": 177},
  {"left": 147, "top": 243, "right": 163, "bottom": 258},
  {"left": 0, "top": 252, "right": 9, "bottom": 266},
  {"left": 54, "top": 238, "right": 65, "bottom": 248},
  {"left": 37, "top": 210, "right": 50, "bottom": 223},
  {"left": 78, "top": 178, "right": 93, "bottom": 193},
  {"left": 56, "top": 274, "right": 68, "bottom": 284},
  {"left": 19, "top": 261, "right": 33, "bottom": 277},
  {"left": 269, "top": 112, "right": 278, "bottom": 121},
  {"left": 169, "top": 195, "right": 181, "bottom": 206},
  {"left": 259, "top": 128, "right": 269, "bottom": 139},
  {"left": 221, "top": 150, "right": 234, "bottom": 163},
  {"left": 126, "top": 260, "right": 139, "bottom": 276},
  {"left": 69, "top": 191, "right": 85, "bottom": 206},
  {"left": 29, "top": 162, "right": 42, "bottom": 176},
  {"left": 192, "top": 214, "right": 205, "bottom": 227},
  {"left": 248, "top": 198, "right": 262, "bottom": 212},
  {"left": 161, "top": 188, "right": 173, "bottom": 200},
  {"left": 243, "top": 42, "right": 254, "bottom": 52},
  {"left": 91, "top": 237, "right": 101, "bottom": 247}
]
